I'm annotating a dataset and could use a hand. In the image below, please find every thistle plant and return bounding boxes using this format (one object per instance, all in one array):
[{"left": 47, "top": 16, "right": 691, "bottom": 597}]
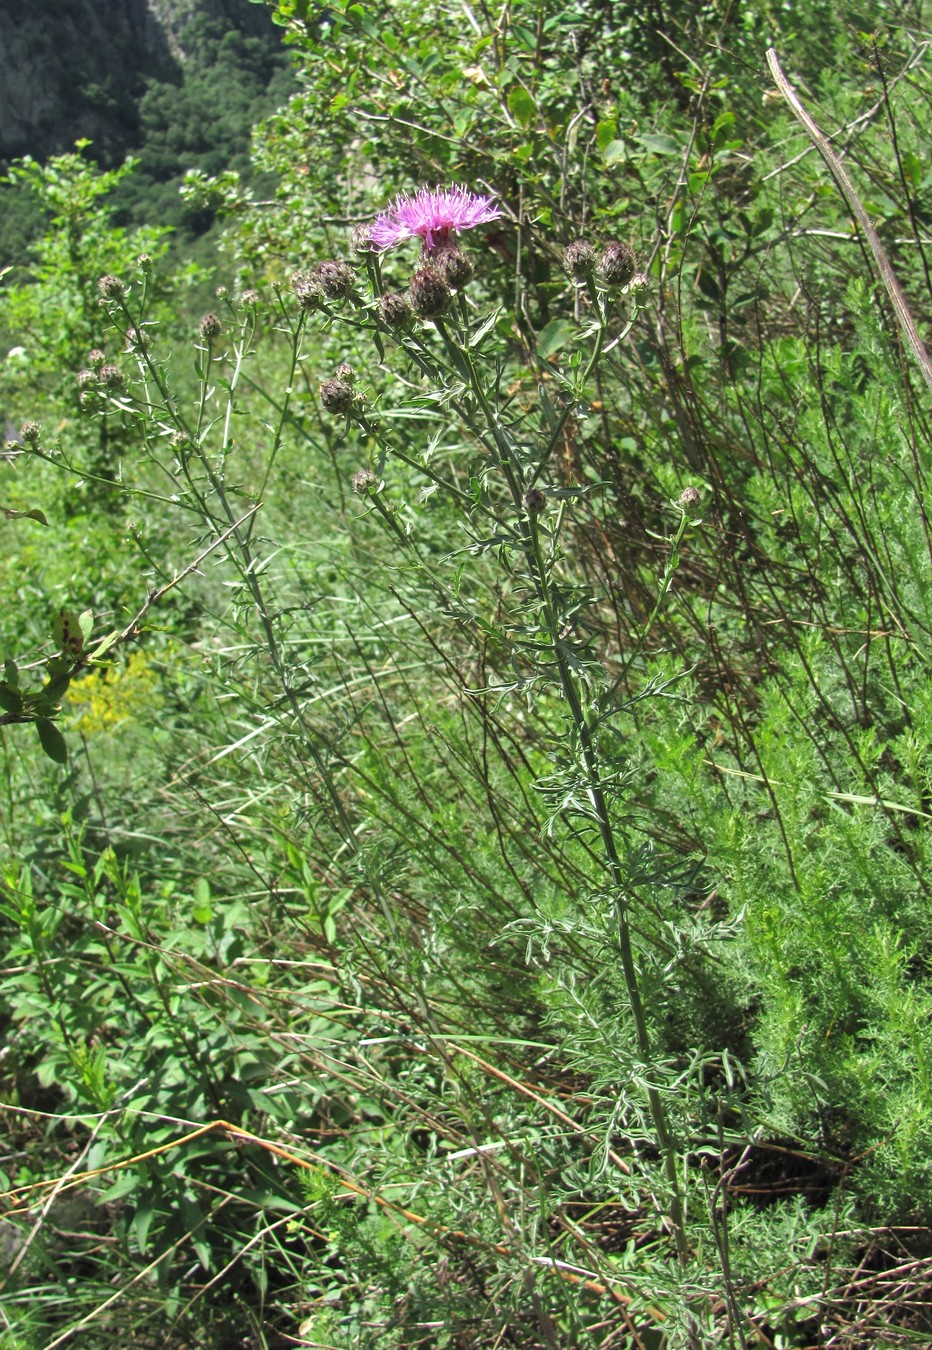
[{"left": 314, "top": 184, "right": 701, "bottom": 1306}]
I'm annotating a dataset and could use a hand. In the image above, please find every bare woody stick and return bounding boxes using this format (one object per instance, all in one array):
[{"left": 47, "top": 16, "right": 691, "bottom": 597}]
[{"left": 766, "top": 46, "right": 932, "bottom": 396}]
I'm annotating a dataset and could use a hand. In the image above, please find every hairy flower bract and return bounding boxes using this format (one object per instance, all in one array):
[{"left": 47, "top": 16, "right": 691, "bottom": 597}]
[{"left": 369, "top": 185, "right": 501, "bottom": 253}]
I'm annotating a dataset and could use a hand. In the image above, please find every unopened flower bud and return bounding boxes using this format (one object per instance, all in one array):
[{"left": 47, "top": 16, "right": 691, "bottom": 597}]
[
  {"left": 88, "top": 348, "right": 106, "bottom": 367},
  {"left": 19, "top": 421, "right": 41, "bottom": 445},
  {"left": 312, "top": 260, "right": 356, "bottom": 300},
  {"left": 99, "top": 364, "right": 125, "bottom": 389},
  {"left": 597, "top": 241, "right": 636, "bottom": 288},
  {"left": 434, "top": 247, "right": 474, "bottom": 289},
  {"left": 198, "top": 313, "right": 222, "bottom": 340},
  {"left": 335, "top": 363, "right": 356, "bottom": 384},
  {"left": 630, "top": 272, "right": 650, "bottom": 293},
  {"left": 351, "top": 223, "right": 376, "bottom": 254},
  {"left": 215, "top": 285, "right": 228, "bottom": 299},
  {"left": 241, "top": 288, "right": 260, "bottom": 306},
  {"left": 291, "top": 271, "right": 320, "bottom": 311},
  {"left": 562, "top": 240, "right": 597, "bottom": 280},
  {"left": 409, "top": 267, "right": 451, "bottom": 318},
  {"left": 98, "top": 274, "right": 124, "bottom": 299},
  {"left": 679, "top": 486, "right": 701, "bottom": 508},
  {"left": 352, "top": 469, "right": 378, "bottom": 495},
  {"left": 125, "top": 327, "right": 149, "bottom": 350},
  {"left": 136, "top": 254, "right": 153, "bottom": 273},
  {"left": 379, "top": 292, "right": 411, "bottom": 328},
  {"left": 523, "top": 487, "right": 547, "bottom": 515},
  {"left": 319, "top": 378, "right": 355, "bottom": 415},
  {"left": 77, "top": 368, "right": 96, "bottom": 389}
]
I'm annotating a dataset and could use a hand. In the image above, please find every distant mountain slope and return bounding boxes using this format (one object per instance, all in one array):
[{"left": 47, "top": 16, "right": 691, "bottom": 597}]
[{"left": 0, "top": 0, "right": 280, "bottom": 164}]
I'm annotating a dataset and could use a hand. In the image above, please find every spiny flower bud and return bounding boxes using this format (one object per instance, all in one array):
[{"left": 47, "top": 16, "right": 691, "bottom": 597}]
[
  {"left": 351, "top": 222, "right": 376, "bottom": 254},
  {"left": 77, "top": 368, "right": 96, "bottom": 390},
  {"left": 318, "top": 378, "right": 355, "bottom": 415},
  {"left": 88, "top": 349, "right": 106, "bottom": 367},
  {"left": 379, "top": 291, "right": 411, "bottom": 328},
  {"left": 198, "top": 313, "right": 222, "bottom": 340},
  {"left": 98, "top": 274, "right": 124, "bottom": 299},
  {"left": 98, "top": 364, "right": 125, "bottom": 389},
  {"left": 335, "top": 363, "right": 356, "bottom": 384},
  {"left": 433, "top": 247, "right": 474, "bottom": 289},
  {"left": 523, "top": 487, "right": 547, "bottom": 515},
  {"left": 562, "top": 240, "right": 597, "bottom": 280},
  {"left": 409, "top": 267, "right": 451, "bottom": 319},
  {"left": 597, "top": 241, "right": 636, "bottom": 288},
  {"left": 19, "top": 421, "right": 41, "bottom": 445},
  {"left": 312, "top": 260, "right": 356, "bottom": 301},
  {"left": 125, "top": 327, "right": 149, "bottom": 350},
  {"left": 215, "top": 285, "right": 228, "bottom": 299},
  {"left": 352, "top": 469, "right": 378, "bottom": 495},
  {"left": 241, "top": 288, "right": 260, "bottom": 306},
  {"left": 630, "top": 272, "right": 650, "bottom": 293},
  {"left": 136, "top": 254, "right": 153, "bottom": 273},
  {"left": 291, "top": 271, "right": 319, "bottom": 310},
  {"left": 679, "top": 486, "right": 701, "bottom": 508}
]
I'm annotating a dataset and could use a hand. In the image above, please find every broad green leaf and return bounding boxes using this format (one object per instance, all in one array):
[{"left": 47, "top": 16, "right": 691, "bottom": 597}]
[
  {"left": 36, "top": 718, "right": 68, "bottom": 764},
  {"left": 507, "top": 85, "right": 536, "bottom": 129},
  {"left": 636, "top": 133, "right": 681, "bottom": 156},
  {"left": 537, "top": 319, "right": 576, "bottom": 359},
  {"left": 602, "top": 139, "right": 626, "bottom": 166}
]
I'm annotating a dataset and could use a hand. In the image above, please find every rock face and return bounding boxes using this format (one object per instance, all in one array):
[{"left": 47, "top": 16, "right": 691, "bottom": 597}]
[{"left": 0, "top": 0, "right": 278, "bottom": 163}]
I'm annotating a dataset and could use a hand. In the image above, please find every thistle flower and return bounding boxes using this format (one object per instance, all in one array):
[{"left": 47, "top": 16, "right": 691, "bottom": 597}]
[
  {"left": 352, "top": 469, "right": 378, "bottom": 495},
  {"left": 98, "top": 364, "right": 125, "bottom": 389},
  {"left": 523, "top": 487, "right": 547, "bottom": 515},
  {"left": 199, "top": 313, "right": 222, "bottom": 340},
  {"left": 369, "top": 185, "right": 501, "bottom": 254},
  {"left": 433, "top": 246, "right": 474, "bottom": 290},
  {"left": 319, "top": 378, "right": 355, "bottom": 415},
  {"left": 597, "top": 241, "right": 636, "bottom": 288},
  {"left": 379, "top": 292, "right": 411, "bottom": 328},
  {"left": 311, "top": 260, "right": 356, "bottom": 301},
  {"left": 98, "top": 274, "right": 124, "bottom": 299},
  {"left": 562, "top": 239, "right": 597, "bottom": 280},
  {"left": 19, "top": 422, "right": 41, "bottom": 445},
  {"left": 409, "top": 268, "right": 452, "bottom": 319}
]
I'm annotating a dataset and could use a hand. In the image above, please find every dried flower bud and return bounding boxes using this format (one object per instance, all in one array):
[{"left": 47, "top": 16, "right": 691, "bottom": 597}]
[
  {"left": 319, "top": 378, "right": 355, "bottom": 415},
  {"left": 88, "top": 348, "right": 106, "bottom": 367},
  {"left": 19, "top": 421, "right": 41, "bottom": 445},
  {"left": 409, "top": 267, "right": 451, "bottom": 319},
  {"left": 198, "top": 313, "right": 222, "bottom": 340},
  {"left": 433, "top": 247, "right": 474, "bottom": 289},
  {"left": 597, "top": 241, "right": 636, "bottom": 288},
  {"left": 312, "top": 260, "right": 356, "bottom": 301},
  {"left": 98, "top": 274, "right": 124, "bottom": 299},
  {"left": 241, "top": 288, "right": 260, "bottom": 306},
  {"left": 679, "top": 486, "right": 701, "bottom": 508},
  {"left": 379, "top": 292, "right": 411, "bottom": 329},
  {"left": 523, "top": 487, "right": 547, "bottom": 515},
  {"left": 335, "top": 363, "right": 356, "bottom": 384},
  {"left": 98, "top": 364, "right": 125, "bottom": 389},
  {"left": 136, "top": 254, "right": 153, "bottom": 273},
  {"left": 351, "top": 222, "right": 376, "bottom": 254},
  {"left": 562, "top": 239, "right": 597, "bottom": 280},
  {"left": 352, "top": 469, "right": 378, "bottom": 495}
]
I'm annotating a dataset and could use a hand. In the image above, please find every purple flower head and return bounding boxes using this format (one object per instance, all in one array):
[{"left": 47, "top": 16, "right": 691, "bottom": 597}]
[{"left": 369, "top": 185, "right": 501, "bottom": 254}]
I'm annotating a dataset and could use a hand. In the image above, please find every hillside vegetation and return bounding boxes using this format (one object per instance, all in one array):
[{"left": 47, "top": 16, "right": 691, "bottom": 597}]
[{"left": 1, "top": 1, "right": 931, "bottom": 1346}]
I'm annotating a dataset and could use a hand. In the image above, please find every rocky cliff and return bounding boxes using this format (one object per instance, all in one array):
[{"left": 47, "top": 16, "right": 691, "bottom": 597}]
[{"left": 0, "top": 0, "right": 278, "bottom": 163}]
